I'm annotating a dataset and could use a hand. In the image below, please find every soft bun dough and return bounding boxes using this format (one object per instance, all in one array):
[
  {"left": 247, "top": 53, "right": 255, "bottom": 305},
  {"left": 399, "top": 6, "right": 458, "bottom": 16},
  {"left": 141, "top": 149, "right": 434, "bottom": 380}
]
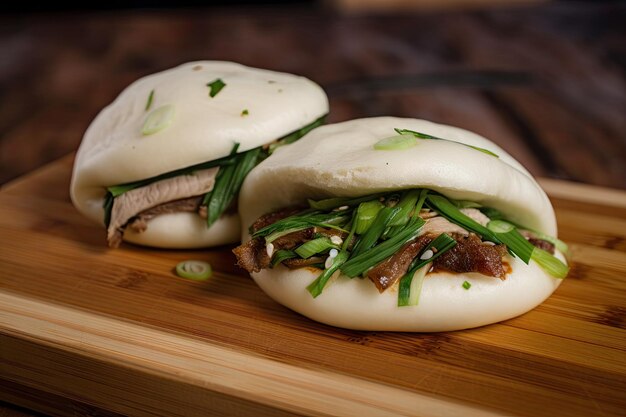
[
  {"left": 123, "top": 212, "right": 240, "bottom": 249},
  {"left": 238, "top": 117, "right": 564, "bottom": 331},
  {"left": 253, "top": 254, "right": 564, "bottom": 332},
  {"left": 70, "top": 61, "right": 328, "bottom": 248}
]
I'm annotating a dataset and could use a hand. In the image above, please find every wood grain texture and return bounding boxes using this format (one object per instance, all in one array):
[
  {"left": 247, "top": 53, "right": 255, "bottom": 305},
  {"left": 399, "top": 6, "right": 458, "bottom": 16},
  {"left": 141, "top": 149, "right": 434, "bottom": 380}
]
[{"left": 0, "top": 155, "right": 625, "bottom": 417}]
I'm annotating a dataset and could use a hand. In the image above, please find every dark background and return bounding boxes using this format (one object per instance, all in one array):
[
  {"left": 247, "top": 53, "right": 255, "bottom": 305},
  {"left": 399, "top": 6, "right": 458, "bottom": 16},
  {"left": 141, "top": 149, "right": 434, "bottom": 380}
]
[{"left": 1, "top": 1, "right": 625, "bottom": 188}]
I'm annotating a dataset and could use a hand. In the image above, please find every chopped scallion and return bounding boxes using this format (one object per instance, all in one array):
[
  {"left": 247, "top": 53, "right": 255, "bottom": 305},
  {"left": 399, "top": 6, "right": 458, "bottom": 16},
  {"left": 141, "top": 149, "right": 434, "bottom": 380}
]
[
  {"left": 354, "top": 200, "right": 384, "bottom": 234},
  {"left": 427, "top": 194, "right": 501, "bottom": 244},
  {"left": 487, "top": 219, "right": 569, "bottom": 277},
  {"left": 207, "top": 78, "right": 226, "bottom": 97},
  {"left": 398, "top": 233, "right": 457, "bottom": 306},
  {"left": 175, "top": 260, "right": 212, "bottom": 281},
  {"left": 203, "top": 146, "right": 261, "bottom": 227},
  {"left": 307, "top": 250, "right": 349, "bottom": 298},
  {"left": 295, "top": 237, "right": 338, "bottom": 259},
  {"left": 271, "top": 250, "right": 297, "bottom": 268},
  {"left": 341, "top": 216, "right": 425, "bottom": 278},
  {"left": 389, "top": 189, "right": 421, "bottom": 227},
  {"left": 463, "top": 281, "right": 472, "bottom": 290},
  {"left": 142, "top": 104, "right": 174, "bottom": 136},
  {"left": 308, "top": 193, "right": 384, "bottom": 211},
  {"left": 397, "top": 263, "right": 430, "bottom": 307},
  {"left": 268, "top": 115, "right": 326, "bottom": 154},
  {"left": 394, "top": 128, "right": 499, "bottom": 157},
  {"left": 373, "top": 134, "right": 417, "bottom": 150},
  {"left": 145, "top": 89, "right": 155, "bottom": 111},
  {"left": 531, "top": 247, "right": 569, "bottom": 279},
  {"left": 487, "top": 219, "right": 532, "bottom": 263},
  {"left": 350, "top": 206, "right": 400, "bottom": 257}
]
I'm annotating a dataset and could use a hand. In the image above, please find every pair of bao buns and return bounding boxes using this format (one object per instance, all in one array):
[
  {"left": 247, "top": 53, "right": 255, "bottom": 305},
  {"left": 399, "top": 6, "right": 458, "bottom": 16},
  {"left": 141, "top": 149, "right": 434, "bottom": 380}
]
[{"left": 71, "top": 61, "right": 565, "bottom": 332}]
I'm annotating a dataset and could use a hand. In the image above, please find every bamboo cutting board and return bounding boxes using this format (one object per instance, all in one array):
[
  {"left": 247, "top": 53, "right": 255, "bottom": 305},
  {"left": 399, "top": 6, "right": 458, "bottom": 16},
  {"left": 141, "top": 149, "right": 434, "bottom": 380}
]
[{"left": 1, "top": 155, "right": 625, "bottom": 417}]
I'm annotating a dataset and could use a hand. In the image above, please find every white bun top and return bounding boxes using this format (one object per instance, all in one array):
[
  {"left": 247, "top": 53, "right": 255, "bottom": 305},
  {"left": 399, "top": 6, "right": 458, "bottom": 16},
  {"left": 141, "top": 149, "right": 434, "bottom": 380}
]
[
  {"left": 239, "top": 117, "right": 556, "bottom": 236},
  {"left": 71, "top": 61, "right": 328, "bottom": 226}
]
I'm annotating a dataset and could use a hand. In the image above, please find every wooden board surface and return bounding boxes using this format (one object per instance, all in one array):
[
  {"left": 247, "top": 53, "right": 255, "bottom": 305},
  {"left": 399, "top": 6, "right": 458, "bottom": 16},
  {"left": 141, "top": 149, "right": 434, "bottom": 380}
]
[{"left": 1, "top": 155, "right": 625, "bottom": 417}]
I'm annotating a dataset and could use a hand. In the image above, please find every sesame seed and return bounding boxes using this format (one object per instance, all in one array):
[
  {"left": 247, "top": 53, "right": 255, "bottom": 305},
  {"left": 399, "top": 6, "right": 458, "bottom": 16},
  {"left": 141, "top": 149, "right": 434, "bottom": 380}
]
[
  {"left": 330, "top": 235, "right": 343, "bottom": 245},
  {"left": 266, "top": 243, "right": 274, "bottom": 258},
  {"left": 329, "top": 248, "right": 339, "bottom": 258},
  {"left": 325, "top": 256, "right": 335, "bottom": 269},
  {"left": 420, "top": 249, "right": 434, "bottom": 260},
  {"left": 337, "top": 205, "right": 349, "bottom": 211}
]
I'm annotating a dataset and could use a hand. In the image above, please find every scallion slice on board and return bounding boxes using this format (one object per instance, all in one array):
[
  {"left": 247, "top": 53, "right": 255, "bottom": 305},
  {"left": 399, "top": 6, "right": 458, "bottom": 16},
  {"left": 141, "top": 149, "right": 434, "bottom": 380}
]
[{"left": 175, "top": 260, "right": 212, "bottom": 281}]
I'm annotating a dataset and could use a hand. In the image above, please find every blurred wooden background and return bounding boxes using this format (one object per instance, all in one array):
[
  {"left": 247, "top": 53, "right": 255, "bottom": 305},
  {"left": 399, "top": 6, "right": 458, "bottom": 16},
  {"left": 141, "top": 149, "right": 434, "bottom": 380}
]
[{"left": 1, "top": 1, "right": 625, "bottom": 190}]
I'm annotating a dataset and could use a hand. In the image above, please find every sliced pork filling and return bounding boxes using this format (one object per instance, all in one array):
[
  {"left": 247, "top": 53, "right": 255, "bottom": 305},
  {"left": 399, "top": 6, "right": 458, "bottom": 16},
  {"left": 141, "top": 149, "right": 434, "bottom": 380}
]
[
  {"left": 107, "top": 167, "right": 219, "bottom": 247},
  {"left": 233, "top": 205, "right": 554, "bottom": 293}
]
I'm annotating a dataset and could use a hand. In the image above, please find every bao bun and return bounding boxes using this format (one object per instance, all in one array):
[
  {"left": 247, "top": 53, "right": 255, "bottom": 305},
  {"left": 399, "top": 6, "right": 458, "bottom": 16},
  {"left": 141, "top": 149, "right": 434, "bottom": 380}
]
[
  {"left": 238, "top": 117, "right": 564, "bottom": 331},
  {"left": 70, "top": 61, "right": 328, "bottom": 248}
]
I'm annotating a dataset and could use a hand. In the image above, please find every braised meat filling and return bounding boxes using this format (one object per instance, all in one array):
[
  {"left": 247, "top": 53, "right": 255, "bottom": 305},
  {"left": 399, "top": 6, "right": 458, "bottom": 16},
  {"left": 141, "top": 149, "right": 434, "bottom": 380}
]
[{"left": 233, "top": 190, "right": 564, "bottom": 302}]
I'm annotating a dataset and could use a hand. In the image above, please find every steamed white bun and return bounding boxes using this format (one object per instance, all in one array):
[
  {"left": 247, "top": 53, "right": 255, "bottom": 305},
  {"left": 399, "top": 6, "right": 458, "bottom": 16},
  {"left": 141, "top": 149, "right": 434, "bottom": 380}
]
[
  {"left": 238, "top": 117, "right": 564, "bottom": 331},
  {"left": 70, "top": 61, "right": 328, "bottom": 248}
]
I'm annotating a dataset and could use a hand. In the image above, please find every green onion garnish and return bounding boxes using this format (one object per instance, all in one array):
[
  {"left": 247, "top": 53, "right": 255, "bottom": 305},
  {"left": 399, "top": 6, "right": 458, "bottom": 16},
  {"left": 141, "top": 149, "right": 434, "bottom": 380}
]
[
  {"left": 486, "top": 219, "right": 533, "bottom": 263},
  {"left": 427, "top": 194, "right": 501, "bottom": 244},
  {"left": 307, "top": 250, "right": 349, "bottom": 298},
  {"left": 145, "top": 89, "right": 155, "bottom": 111},
  {"left": 271, "top": 250, "right": 297, "bottom": 268},
  {"left": 295, "top": 237, "right": 338, "bottom": 259},
  {"left": 203, "top": 146, "right": 261, "bottom": 227},
  {"left": 454, "top": 200, "right": 482, "bottom": 209},
  {"left": 463, "top": 281, "right": 471, "bottom": 290},
  {"left": 207, "top": 78, "right": 226, "bottom": 97},
  {"left": 478, "top": 207, "right": 569, "bottom": 256},
  {"left": 308, "top": 193, "right": 385, "bottom": 211},
  {"left": 389, "top": 189, "right": 421, "bottom": 227},
  {"left": 531, "top": 247, "right": 569, "bottom": 278},
  {"left": 398, "top": 233, "right": 457, "bottom": 306},
  {"left": 397, "top": 263, "right": 430, "bottom": 307},
  {"left": 241, "top": 109, "right": 249, "bottom": 116},
  {"left": 142, "top": 104, "right": 174, "bottom": 136},
  {"left": 394, "top": 128, "right": 499, "bottom": 158},
  {"left": 373, "top": 134, "right": 417, "bottom": 150},
  {"left": 354, "top": 200, "right": 384, "bottom": 234},
  {"left": 487, "top": 220, "right": 569, "bottom": 277},
  {"left": 175, "top": 260, "right": 212, "bottom": 281},
  {"left": 531, "top": 231, "right": 570, "bottom": 257},
  {"left": 350, "top": 207, "right": 400, "bottom": 257},
  {"left": 254, "top": 211, "right": 349, "bottom": 241},
  {"left": 341, "top": 216, "right": 425, "bottom": 278},
  {"left": 268, "top": 115, "right": 326, "bottom": 154}
]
